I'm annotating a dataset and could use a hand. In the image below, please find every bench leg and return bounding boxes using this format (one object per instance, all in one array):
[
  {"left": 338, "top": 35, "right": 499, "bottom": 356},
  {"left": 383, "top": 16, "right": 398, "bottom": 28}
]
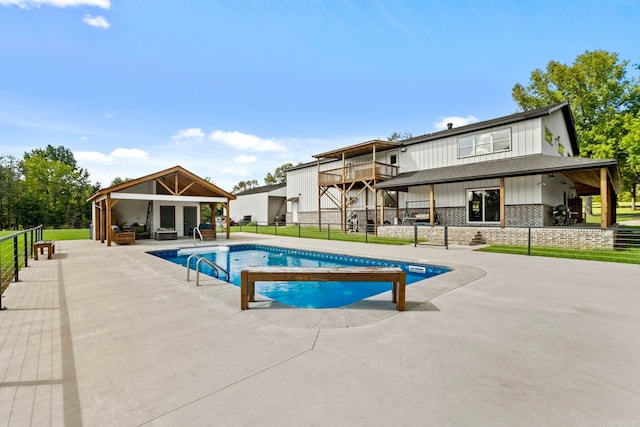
[
  {"left": 397, "top": 279, "right": 405, "bottom": 312},
  {"left": 241, "top": 271, "right": 248, "bottom": 310},
  {"left": 47, "top": 244, "right": 52, "bottom": 259},
  {"left": 34, "top": 247, "right": 39, "bottom": 261}
]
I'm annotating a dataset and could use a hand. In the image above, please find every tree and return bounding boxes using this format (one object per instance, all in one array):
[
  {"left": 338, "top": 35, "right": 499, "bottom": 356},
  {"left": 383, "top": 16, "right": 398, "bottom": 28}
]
[
  {"left": 620, "top": 112, "right": 640, "bottom": 209},
  {"left": 387, "top": 132, "right": 413, "bottom": 142},
  {"left": 0, "top": 155, "right": 21, "bottom": 229},
  {"left": 232, "top": 179, "right": 259, "bottom": 194},
  {"left": 19, "top": 145, "right": 94, "bottom": 227},
  {"left": 110, "top": 177, "right": 134, "bottom": 186},
  {"left": 264, "top": 162, "right": 293, "bottom": 185},
  {"left": 512, "top": 50, "right": 640, "bottom": 212}
]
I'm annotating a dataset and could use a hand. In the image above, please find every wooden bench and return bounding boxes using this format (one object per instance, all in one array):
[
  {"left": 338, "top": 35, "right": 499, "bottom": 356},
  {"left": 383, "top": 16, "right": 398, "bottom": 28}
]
[
  {"left": 33, "top": 240, "right": 55, "bottom": 260},
  {"left": 240, "top": 266, "right": 406, "bottom": 311}
]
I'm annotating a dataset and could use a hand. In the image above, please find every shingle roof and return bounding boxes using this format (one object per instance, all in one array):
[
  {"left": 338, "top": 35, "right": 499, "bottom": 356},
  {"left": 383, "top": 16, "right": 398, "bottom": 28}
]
[
  {"left": 376, "top": 154, "right": 619, "bottom": 191},
  {"left": 234, "top": 182, "right": 286, "bottom": 196}
]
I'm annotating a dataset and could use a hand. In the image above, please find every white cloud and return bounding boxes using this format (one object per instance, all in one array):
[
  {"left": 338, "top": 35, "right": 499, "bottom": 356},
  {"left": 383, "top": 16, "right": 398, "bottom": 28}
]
[
  {"left": 104, "top": 113, "right": 114, "bottom": 119},
  {"left": 0, "top": 0, "right": 110, "bottom": 9},
  {"left": 80, "top": 136, "right": 89, "bottom": 141},
  {"left": 209, "top": 130, "right": 287, "bottom": 152},
  {"left": 233, "top": 154, "right": 256, "bottom": 164},
  {"left": 173, "top": 128, "right": 205, "bottom": 142},
  {"left": 83, "top": 14, "right": 110, "bottom": 29},
  {"left": 111, "top": 148, "right": 148, "bottom": 160},
  {"left": 219, "top": 166, "right": 250, "bottom": 177},
  {"left": 434, "top": 115, "right": 478, "bottom": 131},
  {"left": 75, "top": 151, "right": 111, "bottom": 164},
  {"left": 75, "top": 148, "right": 148, "bottom": 165}
]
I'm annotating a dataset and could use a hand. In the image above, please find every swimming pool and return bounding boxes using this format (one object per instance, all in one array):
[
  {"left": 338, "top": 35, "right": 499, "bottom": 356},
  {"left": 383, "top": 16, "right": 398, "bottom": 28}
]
[{"left": 148, "top": 244, "right": 450, "bottom": 309}]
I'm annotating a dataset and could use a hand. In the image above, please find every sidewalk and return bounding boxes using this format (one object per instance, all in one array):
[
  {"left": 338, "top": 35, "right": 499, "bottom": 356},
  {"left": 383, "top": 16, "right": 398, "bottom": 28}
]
[{"left": 0, "top": 235, "right": 639, "bottom": 426}]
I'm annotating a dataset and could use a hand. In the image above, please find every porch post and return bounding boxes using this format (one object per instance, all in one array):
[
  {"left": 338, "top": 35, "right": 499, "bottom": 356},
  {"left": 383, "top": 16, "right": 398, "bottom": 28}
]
[
  {"left": 500, "top": 177, "right": 505, "bottom": 228},
  {"left": 600, "top": 167, "right": 609, "bottom": 229},
  {"left": 429, "top": 184, "right": 435, "bottom": 227}
]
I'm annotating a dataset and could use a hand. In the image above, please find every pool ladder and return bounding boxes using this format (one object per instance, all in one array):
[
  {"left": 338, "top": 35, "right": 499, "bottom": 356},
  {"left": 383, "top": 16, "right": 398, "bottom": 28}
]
[{"left": 186, "top": 254, "right": 230, "bottom": 286}]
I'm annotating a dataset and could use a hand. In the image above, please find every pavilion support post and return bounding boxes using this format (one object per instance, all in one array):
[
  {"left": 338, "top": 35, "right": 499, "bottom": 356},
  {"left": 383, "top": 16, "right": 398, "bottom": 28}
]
[
  {"left": 106, "top": 194, "right": 112, "bottom": 246},
  {"left": 98, "top": 202, "right": 105, "bottom": 243},
  {"left": 224, "top": 201, "right": 231, "bottom": 239}
]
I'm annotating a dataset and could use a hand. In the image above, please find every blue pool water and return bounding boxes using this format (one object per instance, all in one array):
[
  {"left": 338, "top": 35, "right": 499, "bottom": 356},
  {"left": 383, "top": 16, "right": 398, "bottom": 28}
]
[{"left": 148, "top": 244, "right": 450, "bottom": 309}]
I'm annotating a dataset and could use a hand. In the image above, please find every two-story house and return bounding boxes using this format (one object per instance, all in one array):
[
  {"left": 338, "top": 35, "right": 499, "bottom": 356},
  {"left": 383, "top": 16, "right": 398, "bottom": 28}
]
[{"left": 286, "top": 102, "right": 620, "bottom": 230}]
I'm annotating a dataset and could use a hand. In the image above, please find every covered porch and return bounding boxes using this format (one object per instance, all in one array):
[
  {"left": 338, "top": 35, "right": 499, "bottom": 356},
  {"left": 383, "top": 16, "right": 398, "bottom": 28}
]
[{"left": 87, "top": 166, "right": 236, "bottom": 246}]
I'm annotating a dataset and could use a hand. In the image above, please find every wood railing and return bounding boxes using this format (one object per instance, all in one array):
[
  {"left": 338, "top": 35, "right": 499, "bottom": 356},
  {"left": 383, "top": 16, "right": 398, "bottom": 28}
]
[
  {"left": 240, "top": 266, "right": 406, "bottom": 311},
  {"left": 318, "top": 162, "right": 398, "bottom": 186}
]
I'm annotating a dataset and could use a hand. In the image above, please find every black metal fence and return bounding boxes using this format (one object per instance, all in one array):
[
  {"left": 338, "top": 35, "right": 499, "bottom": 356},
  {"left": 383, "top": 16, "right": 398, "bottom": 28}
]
[
  {"left": 0, "top": 225, "right": 44, "bottom": 309},
  {"left": 234, "top": 221, "right": 406, "bottom": 244}
]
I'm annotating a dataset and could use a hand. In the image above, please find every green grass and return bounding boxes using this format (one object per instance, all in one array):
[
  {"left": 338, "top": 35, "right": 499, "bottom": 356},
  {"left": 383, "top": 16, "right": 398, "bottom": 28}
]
[
  {"left": 231, "top": 225, "right": 418, "bottom": 245},
  {"left": 42, "top": 228, "right": 90, "bottom": 241},
  {"left": 478, "top": 244, "right": 640, "bottom": 264},
  {"left": 586, "top": 201, "right": 640, "bottom": 225}
]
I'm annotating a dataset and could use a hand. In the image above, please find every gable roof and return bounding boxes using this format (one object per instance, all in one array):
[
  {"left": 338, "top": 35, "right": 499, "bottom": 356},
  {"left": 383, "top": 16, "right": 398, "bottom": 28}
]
[
  {"left": 234, "top": 183, "right": 286, "bottom": 196},
  {"left": 87, "top": 165, "right": 235, "bottom": 202},
  {"left": 313, "top": 140, "right": 402, "bottom": 160},
  {"left": 376, "top": 154, "right": 620, "bottom": 195}
]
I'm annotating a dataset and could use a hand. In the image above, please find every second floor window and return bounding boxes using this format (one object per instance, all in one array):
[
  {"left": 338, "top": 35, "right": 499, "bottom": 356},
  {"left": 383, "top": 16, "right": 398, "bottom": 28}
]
[{"left": 458, "top": 128, "right": 511, "bottom": 158}]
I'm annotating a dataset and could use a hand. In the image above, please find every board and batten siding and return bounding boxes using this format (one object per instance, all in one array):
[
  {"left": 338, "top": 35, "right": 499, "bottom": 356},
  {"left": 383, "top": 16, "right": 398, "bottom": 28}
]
[
  {"left": 286, "top": 108, "right": 573, "bottom": 216},
  {"left": 399, "top": 115, "right": 547, "bottom": 173}
]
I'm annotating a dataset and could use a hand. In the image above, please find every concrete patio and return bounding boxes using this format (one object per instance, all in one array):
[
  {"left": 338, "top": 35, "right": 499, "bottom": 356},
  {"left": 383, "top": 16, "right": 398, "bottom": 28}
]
[{"left": 0, "top": 233, "right": 639, "bottom": 426}]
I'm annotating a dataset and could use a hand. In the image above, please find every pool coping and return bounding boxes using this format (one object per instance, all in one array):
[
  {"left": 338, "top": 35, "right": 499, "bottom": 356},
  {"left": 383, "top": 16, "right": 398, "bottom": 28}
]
[{"left": 139, "top": 239, "right": 485, "bottom": 329}]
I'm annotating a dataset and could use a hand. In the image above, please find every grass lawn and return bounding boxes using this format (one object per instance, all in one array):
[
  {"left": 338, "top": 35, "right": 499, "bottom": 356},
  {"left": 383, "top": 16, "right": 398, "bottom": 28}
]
[
  {"left": 478, "top": 245, "right": 640, "bottom": 264},
  {"left": 231, "top": 225, "right": 418, "bottom": 245}
]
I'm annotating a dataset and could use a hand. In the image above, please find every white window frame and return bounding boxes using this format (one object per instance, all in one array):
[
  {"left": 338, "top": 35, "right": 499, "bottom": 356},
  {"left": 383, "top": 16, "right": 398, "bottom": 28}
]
[
  {"left": 466, "top": 187, "right": 501, "bottom": 224},
  {"left": 458, "top": 128, "right": 512, "bottom": 158}
]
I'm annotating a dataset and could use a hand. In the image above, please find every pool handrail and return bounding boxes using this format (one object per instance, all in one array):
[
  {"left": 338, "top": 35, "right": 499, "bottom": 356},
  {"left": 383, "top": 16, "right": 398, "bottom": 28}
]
[{"left": 186, "top": 253, "right": 230, "bottom": 284}]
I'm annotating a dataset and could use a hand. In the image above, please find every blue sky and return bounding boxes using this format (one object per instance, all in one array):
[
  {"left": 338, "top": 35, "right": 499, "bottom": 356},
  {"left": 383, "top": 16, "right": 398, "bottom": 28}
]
[{"left": 1, "top": 0, "right": 638, "bottom": 190}]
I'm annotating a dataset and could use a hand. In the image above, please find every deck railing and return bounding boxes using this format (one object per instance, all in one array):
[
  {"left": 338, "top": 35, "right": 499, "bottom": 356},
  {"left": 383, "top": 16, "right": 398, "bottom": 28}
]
[
  {"left": 318, "top": 161, "right": 398, "bottom": 186},
  {"left": 0, "top": 225, "right": 45, "bottom": 309}
]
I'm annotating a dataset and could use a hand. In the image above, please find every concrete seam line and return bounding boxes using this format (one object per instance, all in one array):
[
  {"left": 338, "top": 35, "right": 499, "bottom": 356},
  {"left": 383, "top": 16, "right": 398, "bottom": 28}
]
[{"left": 136, "top": 346, "right": 316, "bottom": 426}]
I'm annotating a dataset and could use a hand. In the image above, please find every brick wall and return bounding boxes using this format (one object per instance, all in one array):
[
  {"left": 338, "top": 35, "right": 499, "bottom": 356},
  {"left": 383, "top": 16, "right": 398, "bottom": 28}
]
[{"left": 377, "top": 225, "right": 616, "bottom": 249}]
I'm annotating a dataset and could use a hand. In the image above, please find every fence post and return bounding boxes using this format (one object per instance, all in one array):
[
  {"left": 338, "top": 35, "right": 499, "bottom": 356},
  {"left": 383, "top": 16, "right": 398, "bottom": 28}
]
[
  {"left": 527, "top": 228, "right": 532, "bottom": 256},
  {"left": 274, "top": 222, "right": 278, "bottom": 236},
  {"left": 23, "top": 233, "right": 28, "bottom": 268},
  {"left": 13, "top": 236, "right": 19, "bottom": 283},
  {"left": 444, "top": 225, "right": 449, "bottom": 249},
  {"left": 298, "top": 223, "right": 301, "bottom": 238},
  {"left": 414, "top": 225, "right": 418, "bottom": 247},
  {"left": 327, "top": 223, "right": 331, "bottom": 240},
  {"left": 255, "top": 222, "right": 258, "bottom": 234},
  {"left": 0, "top": 259, "right": 5, "bottom": 310}
]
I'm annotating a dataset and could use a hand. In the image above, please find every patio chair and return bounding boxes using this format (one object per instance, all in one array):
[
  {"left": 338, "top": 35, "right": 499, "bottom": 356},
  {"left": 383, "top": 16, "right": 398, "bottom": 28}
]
[{"left": 111, "top": 225, "right": 136, "bottom": 245}]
